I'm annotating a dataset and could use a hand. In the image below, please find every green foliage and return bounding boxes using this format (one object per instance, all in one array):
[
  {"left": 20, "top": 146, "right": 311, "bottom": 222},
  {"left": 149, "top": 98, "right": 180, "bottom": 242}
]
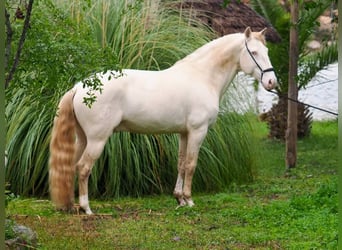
[
  {"left": 6, "top": 0, "right": 120, "bottom": 197},
  {"left": 6, "top": 0, "right": 257, "bottom": 198},
  {"left": 5, "top": 183, "right": 18, "bottom": 208},
  {"left": 8, "top": 1, "right": 118, "bottom": 92},
  {"left": 5, "top": 220, "right": 16, "bottom": 240},
  {"left": 290, "top": 180, "right": 337, "bottom": 213}
]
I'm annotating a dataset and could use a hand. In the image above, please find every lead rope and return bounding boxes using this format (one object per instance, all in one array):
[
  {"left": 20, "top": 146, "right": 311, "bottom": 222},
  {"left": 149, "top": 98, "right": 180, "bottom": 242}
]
[{"left": 267, "top": 90, "right": 338, "bottom": 116}]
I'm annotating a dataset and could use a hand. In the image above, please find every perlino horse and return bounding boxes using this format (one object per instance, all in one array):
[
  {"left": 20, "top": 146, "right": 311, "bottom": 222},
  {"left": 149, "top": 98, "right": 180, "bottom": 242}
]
[{"left": 49, "top": 27, "right": 277, "bottom": 214}]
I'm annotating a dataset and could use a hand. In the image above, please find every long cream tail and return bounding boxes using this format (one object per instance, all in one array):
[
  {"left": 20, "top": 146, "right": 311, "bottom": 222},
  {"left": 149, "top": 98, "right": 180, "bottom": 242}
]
[{"left": 49, "top": 90, "right": 77, "bottom": 211}]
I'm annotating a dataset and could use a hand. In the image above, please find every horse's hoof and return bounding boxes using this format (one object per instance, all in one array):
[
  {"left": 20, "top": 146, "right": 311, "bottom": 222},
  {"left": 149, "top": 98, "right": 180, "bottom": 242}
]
[
  {"left": 185, "top": 198, "right": 195, "bottom": 207},
  {"left": 80, "top": 206, "right": 93, "bottom": 215},
  {"left": 175, "top": 196, "right": 187, "bottom": 209},
  {"left": 85, "top": 209, "right": 93, "bottom": 215}
]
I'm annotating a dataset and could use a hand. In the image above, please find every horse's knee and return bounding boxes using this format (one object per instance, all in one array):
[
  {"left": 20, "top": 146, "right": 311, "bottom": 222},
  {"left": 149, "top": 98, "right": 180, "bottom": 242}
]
[{"left": 185, "top": 163, "right": 196, "bottom": 176}]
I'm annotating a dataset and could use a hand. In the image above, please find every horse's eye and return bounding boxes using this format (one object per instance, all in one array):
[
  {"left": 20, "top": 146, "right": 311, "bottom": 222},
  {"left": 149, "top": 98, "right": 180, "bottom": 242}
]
[{"left": 252, "top": 51, "right": 257, "bottom": 56}]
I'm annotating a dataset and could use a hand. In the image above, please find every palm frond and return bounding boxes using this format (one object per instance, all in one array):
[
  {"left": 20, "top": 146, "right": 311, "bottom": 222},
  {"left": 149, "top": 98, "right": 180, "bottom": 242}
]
[
  {"left": 298, "top": 42, "right": 338, "bottom": 88},
  {"left": 298, "top": 0, "right": 332, "bottom": 51},
  {"left": 250, "top": 0, "right": 336, "bottom": 93},
  {"left": 250, "top": 0, "right": 290, "bottom": 91}
]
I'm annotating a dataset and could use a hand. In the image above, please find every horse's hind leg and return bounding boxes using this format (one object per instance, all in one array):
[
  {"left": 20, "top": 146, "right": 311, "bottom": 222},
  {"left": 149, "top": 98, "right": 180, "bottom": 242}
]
[
  {"left": 77, "top": 138, "right": 107, "bottom": 215},
  {"left": 75, "top": 120, "right": 87, "bottom": 163},
  {"left": 174, "top": 133, "right": 188, "bottom": 206}
]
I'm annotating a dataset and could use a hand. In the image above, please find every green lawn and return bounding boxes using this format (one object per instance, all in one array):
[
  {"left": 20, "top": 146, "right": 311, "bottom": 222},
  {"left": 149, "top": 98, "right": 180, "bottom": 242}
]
[{"left": 6, "top": 119, "right": 338, "bottom": 249}]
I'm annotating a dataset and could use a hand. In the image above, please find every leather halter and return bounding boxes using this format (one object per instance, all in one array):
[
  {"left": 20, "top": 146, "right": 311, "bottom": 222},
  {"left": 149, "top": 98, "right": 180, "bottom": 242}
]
[{"left": 245, "top": 40, "right": 274, "bottom": 82}]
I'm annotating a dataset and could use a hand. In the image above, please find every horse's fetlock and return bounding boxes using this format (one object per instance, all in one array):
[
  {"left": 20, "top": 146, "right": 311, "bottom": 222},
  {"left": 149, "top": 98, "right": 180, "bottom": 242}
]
[
  {"left": 173, "top": 190, "right": 183, "bottom": 199},
  {"left": 183, "top": 192, "right": 192, "bottom": 200}
]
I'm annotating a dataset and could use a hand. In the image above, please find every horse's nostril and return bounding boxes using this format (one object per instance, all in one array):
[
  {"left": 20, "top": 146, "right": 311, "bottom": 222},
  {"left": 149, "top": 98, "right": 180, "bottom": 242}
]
[{"left": 268, "top": 79, "right": 274, "bottom": 87}]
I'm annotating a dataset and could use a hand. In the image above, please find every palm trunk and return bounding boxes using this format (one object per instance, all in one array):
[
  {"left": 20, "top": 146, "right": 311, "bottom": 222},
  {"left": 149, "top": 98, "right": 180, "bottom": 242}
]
[{"left": 286, "top": 0, "right": 299, "bottom": 169}]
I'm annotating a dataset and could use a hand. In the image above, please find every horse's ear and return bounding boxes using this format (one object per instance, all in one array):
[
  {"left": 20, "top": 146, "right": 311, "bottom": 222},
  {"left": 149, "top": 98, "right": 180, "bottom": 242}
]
[
  {"left": 244, "top": 27, "right": 252, "bottom": 39},
  {"left": 260, "top": 28, "right": 267, "bottom": 36}
]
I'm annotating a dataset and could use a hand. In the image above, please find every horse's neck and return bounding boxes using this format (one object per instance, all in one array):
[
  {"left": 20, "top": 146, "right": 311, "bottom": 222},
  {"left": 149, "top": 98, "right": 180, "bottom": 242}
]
[{"left": 175, "top": 34, "right": 244, "bottom": 99}]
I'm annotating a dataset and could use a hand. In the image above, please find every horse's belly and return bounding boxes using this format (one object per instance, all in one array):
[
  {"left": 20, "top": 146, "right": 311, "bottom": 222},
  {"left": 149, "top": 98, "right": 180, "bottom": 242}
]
[{"left": 116, "top": 110, "right": 187, "bottom": 134}]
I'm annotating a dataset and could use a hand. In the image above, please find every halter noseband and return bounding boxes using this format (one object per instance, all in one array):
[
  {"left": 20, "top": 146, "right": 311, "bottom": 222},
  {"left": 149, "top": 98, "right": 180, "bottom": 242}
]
[{"left": 245, "top": 40, "right": 274, "bottom": 82}]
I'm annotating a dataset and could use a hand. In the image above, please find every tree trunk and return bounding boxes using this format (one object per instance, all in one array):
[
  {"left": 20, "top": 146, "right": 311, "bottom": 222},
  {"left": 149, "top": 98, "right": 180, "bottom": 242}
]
[
  {"left": 5, "top": 0, "right": 34, "bottom": 89},
  {"left": 5, "top": 9, "right": 13, "bottom": 71},
  {"left": 286, "top": 0, "right": 299, "bottom": 169}
]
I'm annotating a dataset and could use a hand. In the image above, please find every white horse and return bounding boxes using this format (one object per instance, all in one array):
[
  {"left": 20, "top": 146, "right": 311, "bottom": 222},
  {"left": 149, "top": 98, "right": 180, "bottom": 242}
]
[{"left": 49, "top": 27, "right": 277, "bottom": 214}]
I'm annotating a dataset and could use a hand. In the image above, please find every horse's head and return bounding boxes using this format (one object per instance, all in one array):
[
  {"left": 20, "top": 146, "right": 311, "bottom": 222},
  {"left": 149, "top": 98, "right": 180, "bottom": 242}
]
[{"left": 239, "top": 27, "right": 277, "bottom": 91}]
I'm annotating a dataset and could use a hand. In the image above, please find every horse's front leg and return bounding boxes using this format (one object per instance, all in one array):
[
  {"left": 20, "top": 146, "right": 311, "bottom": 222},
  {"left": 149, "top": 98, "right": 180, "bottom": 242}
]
[
  {"left": 182, "top": 127, "right": 207, "bottom": 207},
  {"left": 174, "top": 133, "right": 188, "bottom": 206}
]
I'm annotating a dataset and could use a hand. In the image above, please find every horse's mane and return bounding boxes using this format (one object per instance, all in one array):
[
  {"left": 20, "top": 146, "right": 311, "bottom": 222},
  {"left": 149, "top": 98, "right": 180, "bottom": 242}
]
[
  {"left": 175, "top": 31, "right": 266, "bottom": 66},
  {"left": 175, "top": 33, "right": 244, "bottom": 65}
]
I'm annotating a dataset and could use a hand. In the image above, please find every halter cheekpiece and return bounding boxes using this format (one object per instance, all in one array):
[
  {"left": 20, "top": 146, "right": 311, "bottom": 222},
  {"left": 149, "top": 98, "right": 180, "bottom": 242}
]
[{"left": 245, "top": 40, "right": 274, "bottom": 82}]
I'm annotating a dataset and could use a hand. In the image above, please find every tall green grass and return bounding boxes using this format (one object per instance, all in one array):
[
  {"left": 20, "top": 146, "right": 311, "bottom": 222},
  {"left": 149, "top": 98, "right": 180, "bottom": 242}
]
[
  {"left": 55, "top": 0, "right": 213, "bottom": 70},
  {"left": 6, "top": 0, "right": 258, "bottom": 198}
]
